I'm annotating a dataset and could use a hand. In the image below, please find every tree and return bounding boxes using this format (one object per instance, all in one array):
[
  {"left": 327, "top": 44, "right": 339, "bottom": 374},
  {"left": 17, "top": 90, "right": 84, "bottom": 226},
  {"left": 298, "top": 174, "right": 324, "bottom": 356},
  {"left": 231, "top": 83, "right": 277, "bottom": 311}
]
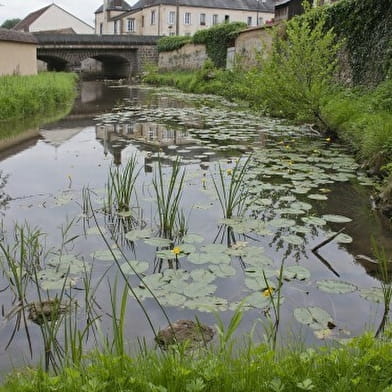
[
  {"left": 1, "top": 18, "right": 21, "bottom": 29},
  {"left": 253, "top": 10, "right": 342, "bottom": 124}
]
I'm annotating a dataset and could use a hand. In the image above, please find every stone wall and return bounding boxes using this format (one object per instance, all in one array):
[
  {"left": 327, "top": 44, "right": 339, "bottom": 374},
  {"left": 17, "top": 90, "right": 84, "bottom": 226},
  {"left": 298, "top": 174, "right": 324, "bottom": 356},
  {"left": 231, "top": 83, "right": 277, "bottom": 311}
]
[
  {"left": 231, "top": 26, "right": 273, "bottom": 69},
  {"left": 158, "top": 43, "right": 208, "bottom": 71}
]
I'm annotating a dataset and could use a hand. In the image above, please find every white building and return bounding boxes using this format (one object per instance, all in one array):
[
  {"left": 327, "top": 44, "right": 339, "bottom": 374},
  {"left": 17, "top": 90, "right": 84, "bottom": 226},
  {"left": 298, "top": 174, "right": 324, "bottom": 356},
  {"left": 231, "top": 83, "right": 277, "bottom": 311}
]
[
  {"left": 96, "top": 0, "right": 275, "bottom": 36},
  {"left": 14, "top": 3, "right": 94, "bottom": 34}
]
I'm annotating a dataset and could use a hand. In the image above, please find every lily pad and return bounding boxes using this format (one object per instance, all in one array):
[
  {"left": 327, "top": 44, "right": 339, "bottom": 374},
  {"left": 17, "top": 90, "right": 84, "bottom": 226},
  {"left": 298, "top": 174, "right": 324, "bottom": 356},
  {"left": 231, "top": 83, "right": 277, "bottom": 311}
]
[
  {"left": 294, "top": 306, "right": 334, "bottom": 330},
  {"left": 316, "top": 280, "right": 357, "bottom": 294},
  {"left": 125, "top": 228, "right": 152, "bottom": 242},
  {"left": 283, "top": 266, "right": 311, "bottom": 281},
  {"left": 183, "top": 233, "right": 204, "bottom": 243},
  {"left": 359, "top": 288, "right": 384, "bottom": 303},
  {"left": 208, "top": 264, "right": 236, "bottom": 277},
  {"left": 322, "top": 214, "right": 352, "bottom": 223},
  {"left": 120, "top": 260, "right": 149, "bottom": 275},
  {"left": 90, "top": 249, "right": 122, "bottom": 261},
  {"left": 144, "top": 237, "right": 172, "bottom": 247},
  {"left": 307, "top": 194, "right": 328, "bottom": 201},
  {"left": 282, "top": 234, "right": 304, "bottom": 245}
]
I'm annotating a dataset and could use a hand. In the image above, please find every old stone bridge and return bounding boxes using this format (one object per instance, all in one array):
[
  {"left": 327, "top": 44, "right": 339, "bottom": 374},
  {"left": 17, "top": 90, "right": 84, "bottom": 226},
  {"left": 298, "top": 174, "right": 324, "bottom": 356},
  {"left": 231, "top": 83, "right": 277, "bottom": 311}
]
[{"left": 34, "top": 33, "right": 159, "bottom": 78}]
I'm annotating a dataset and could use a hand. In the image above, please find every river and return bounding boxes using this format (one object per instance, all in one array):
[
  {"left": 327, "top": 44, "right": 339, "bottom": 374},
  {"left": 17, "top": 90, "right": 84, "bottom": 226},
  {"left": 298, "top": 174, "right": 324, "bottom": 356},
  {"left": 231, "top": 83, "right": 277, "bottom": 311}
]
[{"left": 0, "top": 80, "right": 391, "bottom": 377}]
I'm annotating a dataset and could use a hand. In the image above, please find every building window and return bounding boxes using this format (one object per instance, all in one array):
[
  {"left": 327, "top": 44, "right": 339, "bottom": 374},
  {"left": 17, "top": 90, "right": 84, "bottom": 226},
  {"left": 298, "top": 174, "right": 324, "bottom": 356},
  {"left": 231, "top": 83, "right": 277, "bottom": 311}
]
[
  {"left": 169, "top": 31, "right": 175, "bottom": 36},
  {"left": 212, "top": 14, "right": 218, "bottom": 25},
  {"left": 114, "top": 20, "right": 118, "bottom": 34},
  {"left": 168, "top": 11, "right": 175, "bottom": 25},
  {"left": 151, "top": 10, "right": 156, "bottom": 25},
  {"left": 184, "top": 12, "right": 191, "bottom": 25},
  {"left": 200, "top": 13, "right": 206, "bottom": 25},
  {"left": 99, "top": 23, "right": 103, "bottom": 34},
  {"left": 224, "top": 15, "right": 230, "bottom": 23},
  {"left": 127, "top": 18, "right": 135, "bottom": 32},
  {"left": 141, "top": 15, "right": 145, "bottom": 27},
  {"left": 258, "top": 17, "right": 263, "bottom": 26},
  {"left": 247, "top": 16, "right": 252, "bottom": 26}
]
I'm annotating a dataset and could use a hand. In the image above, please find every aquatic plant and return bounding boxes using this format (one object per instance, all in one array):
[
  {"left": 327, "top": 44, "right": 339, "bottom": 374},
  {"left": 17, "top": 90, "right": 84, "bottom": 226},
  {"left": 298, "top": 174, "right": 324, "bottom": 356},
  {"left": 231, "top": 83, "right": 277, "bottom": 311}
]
[
  {"left": 104, "top": 154, "right": 141, "bottom": 215},
  {"left": 373, "top": 240, "right": 392, "bottom": 338},
  {"left": 211, "top": 156, "right": 251, "bottom": 220},
  {"left": 152, "top": 157, "right": 186, "bottom": 241}
]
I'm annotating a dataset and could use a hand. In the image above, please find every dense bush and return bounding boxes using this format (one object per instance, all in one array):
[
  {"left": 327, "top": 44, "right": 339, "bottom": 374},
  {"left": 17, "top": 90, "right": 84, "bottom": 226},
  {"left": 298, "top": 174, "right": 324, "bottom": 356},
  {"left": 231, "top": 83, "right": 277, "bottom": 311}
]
[
  {"left": 0, "top": 72, "right": 77, "bottom": 121},
  {"left": 157, "top": 36, "right": 192, "bottom": 52}
]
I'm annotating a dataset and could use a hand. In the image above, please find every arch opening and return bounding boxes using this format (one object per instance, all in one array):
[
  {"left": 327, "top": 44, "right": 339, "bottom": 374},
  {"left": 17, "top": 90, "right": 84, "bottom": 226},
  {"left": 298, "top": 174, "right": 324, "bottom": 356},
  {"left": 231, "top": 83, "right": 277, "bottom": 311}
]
[
  {"left": 37, "top": 55, "right": 68, "bottom": 72},
  {"left": 86, "top": 54, "right": 131, "bottom": 80}
]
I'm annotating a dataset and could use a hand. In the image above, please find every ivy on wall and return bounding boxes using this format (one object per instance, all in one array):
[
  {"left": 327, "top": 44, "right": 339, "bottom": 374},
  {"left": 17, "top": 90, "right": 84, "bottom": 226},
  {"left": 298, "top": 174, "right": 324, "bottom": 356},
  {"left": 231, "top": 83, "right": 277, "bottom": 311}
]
[
  {"left": 157, "top": 36, "right": 192, "bottom": 52},
  {"left": 157, "top": 22, "right": 246, "bottom": 68},
  {"left": 305, "top": 0, "right": 392, "bottom": 85}
]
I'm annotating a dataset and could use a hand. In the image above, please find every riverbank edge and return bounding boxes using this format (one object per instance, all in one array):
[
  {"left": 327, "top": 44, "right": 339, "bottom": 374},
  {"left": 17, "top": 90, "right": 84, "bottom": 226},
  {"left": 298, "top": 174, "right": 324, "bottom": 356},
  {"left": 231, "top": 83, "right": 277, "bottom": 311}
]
[
  {"left": 0, "top": 72, "right": 77, "bottom": 124},
  {"left": 142, "top": 69, "right": 392, "bottom": 221},
  {"left": 1, "top": 329, "right": 392, "bottom": 391}
]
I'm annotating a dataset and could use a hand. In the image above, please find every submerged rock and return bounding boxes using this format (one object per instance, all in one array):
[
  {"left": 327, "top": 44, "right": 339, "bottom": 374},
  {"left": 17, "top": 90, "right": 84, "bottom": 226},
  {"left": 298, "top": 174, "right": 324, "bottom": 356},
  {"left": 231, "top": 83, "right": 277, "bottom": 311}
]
[
  {"left": 155, "top": 319, "right": 214, "bottom": 349},
  {"left": 28, "top": 299, "right": 69, "bottom": 325}
]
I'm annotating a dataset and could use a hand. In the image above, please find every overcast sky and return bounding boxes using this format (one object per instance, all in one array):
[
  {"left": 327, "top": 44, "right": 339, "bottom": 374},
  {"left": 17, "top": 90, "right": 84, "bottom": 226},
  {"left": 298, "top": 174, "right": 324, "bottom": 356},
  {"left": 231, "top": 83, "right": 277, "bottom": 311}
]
[{"left": 0, "top": 1, "right": 137, "bottom": 26}]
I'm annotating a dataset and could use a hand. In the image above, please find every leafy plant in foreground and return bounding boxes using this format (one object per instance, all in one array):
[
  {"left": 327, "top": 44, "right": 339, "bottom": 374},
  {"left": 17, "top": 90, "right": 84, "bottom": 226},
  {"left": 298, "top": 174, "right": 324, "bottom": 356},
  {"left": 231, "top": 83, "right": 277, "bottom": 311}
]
[
  {"left": 211, "top": 156, "right": 251, "bottom": 219},
  {"left": 153, "top": 157, "right": 186, "bottom": 241}
]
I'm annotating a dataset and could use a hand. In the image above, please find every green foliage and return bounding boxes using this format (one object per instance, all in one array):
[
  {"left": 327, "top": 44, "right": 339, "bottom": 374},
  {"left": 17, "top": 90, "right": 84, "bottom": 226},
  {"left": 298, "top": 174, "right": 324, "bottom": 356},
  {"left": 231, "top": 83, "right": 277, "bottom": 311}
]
[
  {"left": 157, "top": 36, "right": 192, "bottom": 52},
  {"left": 193, "top": 22, "right": 246, "bottom": 68},
  {"left": 0, "top": 18, "right": 21, "bottom": 29},
  {"left": 3, "top": 329, "right": 392, "bottom": 391},
  {"left": 0, "top": 72, "right": 77, "bottom": 121},
  {"left": 251, "top": 14, "right": 341, "bottom": 122},
  {"left": 313, "top": 0, "right": 392, "bottom": 85},
  {"left": 322, "top": 81, "right": 392, "bottom": 165}
]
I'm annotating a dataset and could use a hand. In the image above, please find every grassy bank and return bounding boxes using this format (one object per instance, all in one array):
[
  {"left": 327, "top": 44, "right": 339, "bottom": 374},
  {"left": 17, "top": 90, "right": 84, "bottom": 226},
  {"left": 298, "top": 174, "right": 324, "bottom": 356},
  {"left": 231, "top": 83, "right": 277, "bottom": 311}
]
[
  {"left": 2, "top": 330, "right": 392, "bottom": 392},
  {"left": 0, "top": 72, "right": 77, "bottom": 122}
]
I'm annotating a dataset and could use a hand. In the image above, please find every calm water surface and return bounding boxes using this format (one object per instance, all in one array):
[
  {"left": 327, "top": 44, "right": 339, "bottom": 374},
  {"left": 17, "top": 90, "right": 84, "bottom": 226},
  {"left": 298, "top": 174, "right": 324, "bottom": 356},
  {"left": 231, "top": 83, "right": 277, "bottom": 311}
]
[{"left": 0, "top": 81, "right": 391, "bottom": 377}]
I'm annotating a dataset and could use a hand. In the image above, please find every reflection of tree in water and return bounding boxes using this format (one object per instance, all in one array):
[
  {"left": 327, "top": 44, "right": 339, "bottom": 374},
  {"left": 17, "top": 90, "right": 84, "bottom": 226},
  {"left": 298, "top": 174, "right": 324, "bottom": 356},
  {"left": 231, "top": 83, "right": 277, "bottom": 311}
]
[{"left": 0, "top": 170, "right": 10, "bottom": 215}]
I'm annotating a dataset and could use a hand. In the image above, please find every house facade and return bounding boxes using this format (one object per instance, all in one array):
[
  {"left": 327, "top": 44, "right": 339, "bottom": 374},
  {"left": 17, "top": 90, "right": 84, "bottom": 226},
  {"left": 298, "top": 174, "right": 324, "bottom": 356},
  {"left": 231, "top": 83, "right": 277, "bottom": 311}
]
[
  {"left": 13, "top": 3, "right": 94, "bottom": 34},
  {"left": 95, "top": 0, "right": 132, "bottom": 35},
  {"left": 0, "top": 28, "right": 37, "bottom": 76},
  {"left": 96, "top": 0, "right": 275, "bottom": 36}
]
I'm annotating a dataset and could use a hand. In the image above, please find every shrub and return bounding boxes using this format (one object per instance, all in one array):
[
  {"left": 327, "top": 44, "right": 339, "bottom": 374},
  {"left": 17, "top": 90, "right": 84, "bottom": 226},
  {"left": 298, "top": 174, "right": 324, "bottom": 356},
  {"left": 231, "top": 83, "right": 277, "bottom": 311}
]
[{"left": 157, "top": 36, "right": 192, "bottom": 52}]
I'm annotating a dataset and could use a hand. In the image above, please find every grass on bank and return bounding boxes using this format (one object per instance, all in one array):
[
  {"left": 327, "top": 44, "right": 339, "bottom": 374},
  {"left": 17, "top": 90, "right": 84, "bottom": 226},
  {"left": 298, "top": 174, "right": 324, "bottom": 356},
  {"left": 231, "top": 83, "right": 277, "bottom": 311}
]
[
  {"left": 0, "top": 72, "right": 77, "bottom": 122},
  {"left": 2, "top": 329, "right": 392, "bottom": 392}
]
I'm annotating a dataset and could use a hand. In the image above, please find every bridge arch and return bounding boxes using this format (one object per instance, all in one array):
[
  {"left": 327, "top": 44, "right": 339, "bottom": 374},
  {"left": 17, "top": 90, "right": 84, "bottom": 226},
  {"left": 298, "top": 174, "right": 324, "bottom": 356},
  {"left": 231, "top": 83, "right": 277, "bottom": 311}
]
[{"left": 37, "top": 54, "right": 68, "bottom": 72}]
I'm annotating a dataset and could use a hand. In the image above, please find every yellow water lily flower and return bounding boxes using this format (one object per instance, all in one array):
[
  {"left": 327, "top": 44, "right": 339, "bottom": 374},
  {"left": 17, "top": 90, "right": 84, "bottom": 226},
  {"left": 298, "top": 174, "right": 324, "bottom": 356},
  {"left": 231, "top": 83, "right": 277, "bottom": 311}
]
[
  {"left": 262, "top": 287, "right": 274, "bottom": 297},
  {"left": 171, "top": 246, "right": 181, "bottom": 255},
  {"left": 326, "top": 137, "right": 331, "bottom": 142},
  {"left": 226, "top": 168, "right": 233, "bottom": 176}
]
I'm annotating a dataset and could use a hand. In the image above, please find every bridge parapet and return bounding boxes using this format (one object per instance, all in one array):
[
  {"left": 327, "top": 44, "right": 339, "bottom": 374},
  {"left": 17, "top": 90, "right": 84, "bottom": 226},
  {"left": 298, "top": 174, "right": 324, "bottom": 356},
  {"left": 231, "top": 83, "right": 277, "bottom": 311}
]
[{"left": 34, "top": 33, "right": 159, "bottom": 46}]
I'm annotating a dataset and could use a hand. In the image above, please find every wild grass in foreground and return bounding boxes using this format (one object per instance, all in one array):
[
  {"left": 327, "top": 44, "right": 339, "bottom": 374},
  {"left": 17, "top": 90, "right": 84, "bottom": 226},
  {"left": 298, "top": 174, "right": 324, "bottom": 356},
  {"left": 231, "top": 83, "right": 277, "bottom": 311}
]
[
  {"left": 2, "top": 329, "right": 392, "bottom": 392},
  {"left": 0, "top": 72, "right": 77, "bottom": 122}
]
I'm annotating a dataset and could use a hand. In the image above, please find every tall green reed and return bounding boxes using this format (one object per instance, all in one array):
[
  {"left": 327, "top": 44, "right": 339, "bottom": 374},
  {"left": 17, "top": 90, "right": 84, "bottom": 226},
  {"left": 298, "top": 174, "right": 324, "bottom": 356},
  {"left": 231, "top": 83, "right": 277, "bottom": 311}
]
[
  {"left": 372, "top": 240, "right": 392, "bottom": 338},
  {"left": 104, "top": 155, "right": 141, "bottom": 215},
  {"left": 152, "top": 157, "right": 186, "bottom": 241},
  {"left": 211, "top": 156, "right": 251, "bottom": 219}
]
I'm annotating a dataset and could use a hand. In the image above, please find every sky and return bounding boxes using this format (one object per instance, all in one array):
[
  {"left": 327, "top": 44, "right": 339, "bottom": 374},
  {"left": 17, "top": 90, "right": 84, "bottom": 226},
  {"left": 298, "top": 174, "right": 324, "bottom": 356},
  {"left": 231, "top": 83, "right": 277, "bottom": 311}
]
[{"left": 0, "top": 0, "right": 136, "bottom": 27}]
